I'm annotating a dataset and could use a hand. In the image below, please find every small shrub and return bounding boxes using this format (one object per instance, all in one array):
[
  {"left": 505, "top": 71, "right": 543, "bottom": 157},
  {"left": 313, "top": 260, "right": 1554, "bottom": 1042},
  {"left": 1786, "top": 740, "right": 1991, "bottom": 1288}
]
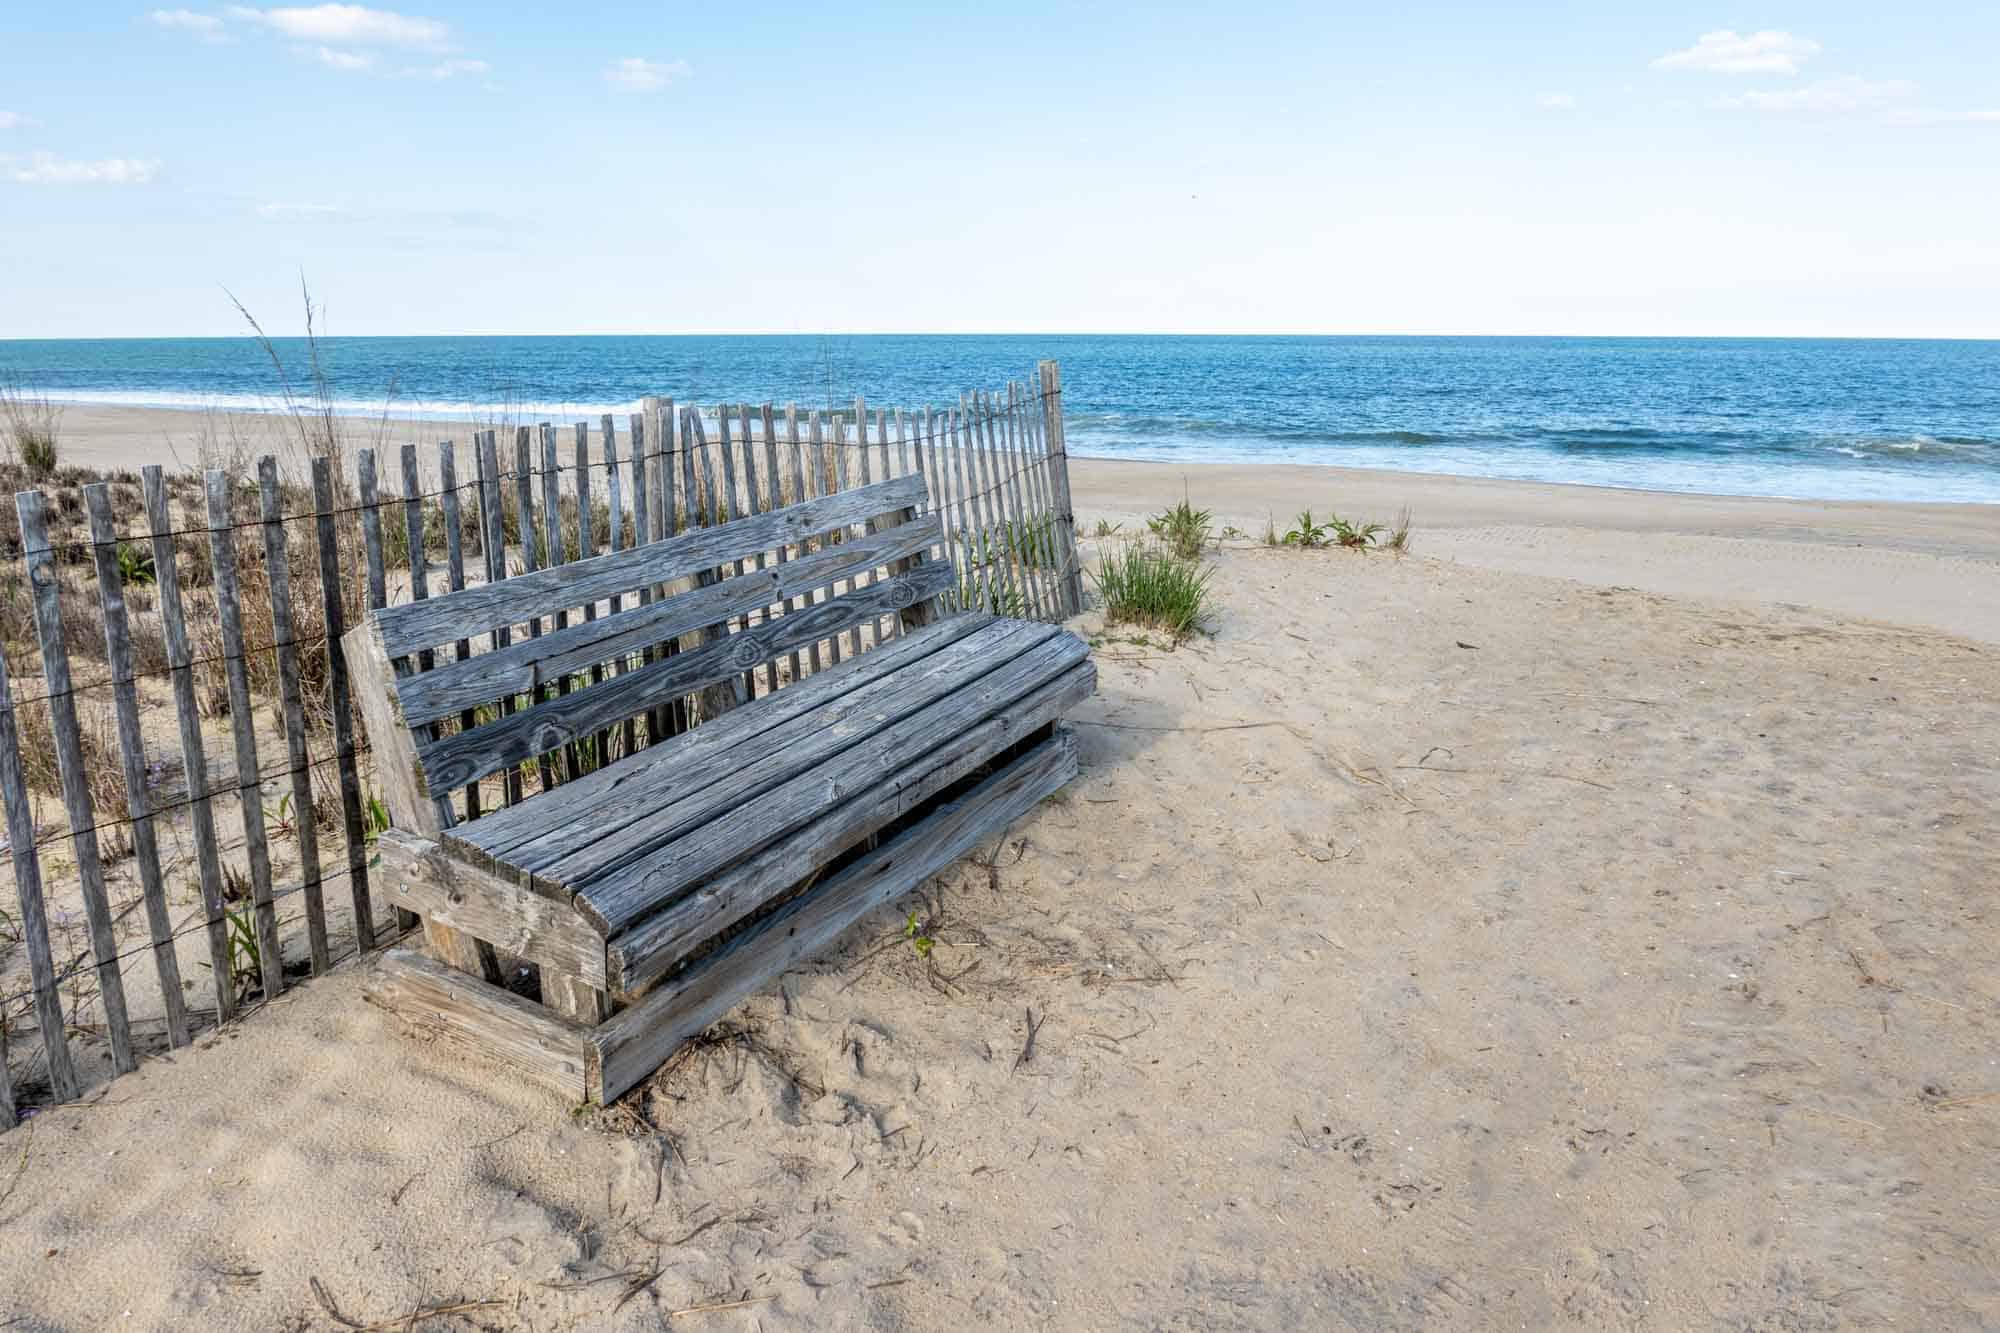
[
  {"left": 1384, "top": 508, "right": 1414, "bottom": 554},
  {"left": 1145, "top": 491, "right": 1211, "bottom": 562},
  {"left": 1284, "top": 510, "right": 1331, "bottom": 549},
  {"left": 1091, "top": 518, "right": 1121, "bottom": 538},
  {"left": 1263, "top": 514, "right": 1282, "bottom": 547},
  {"left": 1, "top": 380, "right": 62, "bottom": 481},
  {"left": 1329, "top": 516, "right": 1384, "bottom": 550},
  {"left": 1091, "top": 541, "right": 1212, "bottom": 641},
  {"left": 116, "top": 541, "right": 157, "bottom": 586}
]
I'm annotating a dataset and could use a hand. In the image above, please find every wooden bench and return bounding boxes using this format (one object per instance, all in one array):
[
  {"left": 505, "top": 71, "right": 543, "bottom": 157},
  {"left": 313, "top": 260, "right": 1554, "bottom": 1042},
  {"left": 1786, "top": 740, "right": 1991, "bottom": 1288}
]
[{"left": 347, "top": 472, "right": 1092, "bottom": 1104}]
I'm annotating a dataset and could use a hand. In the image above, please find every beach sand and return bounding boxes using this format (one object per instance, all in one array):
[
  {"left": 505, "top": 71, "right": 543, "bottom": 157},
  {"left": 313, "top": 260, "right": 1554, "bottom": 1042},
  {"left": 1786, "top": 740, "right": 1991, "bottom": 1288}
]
[{"left": 2, "top": 406, "right": 1997, "bottom": 1327}]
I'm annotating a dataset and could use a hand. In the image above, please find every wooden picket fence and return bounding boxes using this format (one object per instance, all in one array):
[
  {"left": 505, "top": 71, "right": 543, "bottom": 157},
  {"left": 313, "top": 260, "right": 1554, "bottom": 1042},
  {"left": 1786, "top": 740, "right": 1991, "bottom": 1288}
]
[{"left": 0, "top": 361, "right": 1081, "bottom": 1129}]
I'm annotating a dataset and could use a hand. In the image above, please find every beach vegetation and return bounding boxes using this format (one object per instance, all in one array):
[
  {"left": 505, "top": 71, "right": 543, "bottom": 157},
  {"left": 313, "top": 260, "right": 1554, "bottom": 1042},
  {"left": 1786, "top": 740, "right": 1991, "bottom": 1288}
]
[
  {"left": 1284, "top": 510, "right": 1332, "bottom": 549},
  {"left": 1145, "top": 491, "right": 1212, "bottom": 561},
  {"left": 1384, "top": 508, "right": 1414, "bottom": 554},
  {"left": 0, "top": 379, "right": 63, "bottom": 481},
  {"left": 1092, "top": 540, "right": 1213, "bottom": 641},
  {"left": 1263, "top": 514, "right": 1283, "bottom": 547},
  {"left": 1091, "top": 518, "right": 1122, "bottom": 538}
]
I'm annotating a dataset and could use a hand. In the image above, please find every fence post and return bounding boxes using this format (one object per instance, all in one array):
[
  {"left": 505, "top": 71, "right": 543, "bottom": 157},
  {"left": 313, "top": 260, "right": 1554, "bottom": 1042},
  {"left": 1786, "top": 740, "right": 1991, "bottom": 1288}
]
[
  {"left": 143, "top": 466, "right": 237, "bottom": 1019},
  {"left": 311, "top": 456, "right": 375, "bottom": 953},
  {"left": 204, "top": 471, "right": 285, "bottom": 1004},
  {"left": 84, "top": 483, "right": 192, "bottom": 1043},
  {"left": 0, "top": 638, "right": 80, "bottom": 1103},
  {"left": 16, "top": 491, "right": 138, "bottom": 1073},
  {"left": 1036, "top": 360, "right": 1085, "bottom": 616}
]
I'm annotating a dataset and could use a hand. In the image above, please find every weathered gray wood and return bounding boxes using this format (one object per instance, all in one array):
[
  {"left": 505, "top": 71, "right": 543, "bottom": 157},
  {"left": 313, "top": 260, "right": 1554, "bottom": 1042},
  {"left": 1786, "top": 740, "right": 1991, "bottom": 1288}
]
[
  {"left": 476, "top": 432, "right": 523, "bottom": 809},
  {"left": 994, "top": 387, "right": 1049, "bottom": 621},
  {"left": 0, "top": 638, "right": 80, "bottom": 1100},
  {"left": 342, "top": 618, "right": 440, "bottom": 839},
  {"left": 311, "top": 457, "right": 374, "bottom": 953},
  {"left": 446, "top": 614, "right": 995, "bottom": 863},
  {"left": 513, "top": 428, "right": 557, "bottom": 792},
  {"left": 357, "top": 448, "right": 389, "bottom": 612},
  {"left": 16, "top": 490, "right": 137, "bottom": 1072},
  {"left": 395, "top": 446, "right": 442, "bottom": 935},
  {"left": 1038, "top": 360, "right": 1085, "bottom": 615},
  {"left": 792, "top": 407, "right": 824, "bottom": 675},
  {"left": 577, "top": 422, "right": 609, "bottom": 768},
  {"left": 684, "top": 409, "right": 744, "bottom": 724},
  {"left": 205, "top": 471, "right": 285, "bottom": 1002},
  {"left": 539, "top": 424, "right": 584, "bottom": 781},
  {"left": 604, "top": 418, "right": 637, "bottom": 760},
  {"left": 399, "top": 445, "right": 436, "bottom": 683},
  {"left": 611, "top": 663, "right": 1094, "bottom": 990},
  {"left": 570, "top": 622, "right": 1085, "bottom": 933},
  {"left": 966, "top": 393, "right": 1016, "bottom": 613},
  {"left": 486, "top": 619, "right": 1049, "bottom": 887},
  {"left": 144, "top": 466, "right": 236, "bottom": 1014},
  {"left": 83, "top": 483, "right": 192, "bottom": 1045},
  {"left": 762, "top": 403, "right": 804, "bottom": 685},
  {"left": 375, "top": 829, "right": 606, "bottom": 987},
  {"left": 413, "top": 558, "right": 955, "bottom": 795},
  {"left": 592, "top": 729, "right": 1078, "bottom": 1101},
  {"left": 373, "top": 474, "right": 926, "bottom": 662},
  {"left": 0, "top": 1019, "right": 14, "bottom": 1130},
  {"left": 363, "top": 948, "right": 594, "bottom": 1103},
  {"left": 1023, "top": 376, "right": 1066, "bottom": 617},
  {"left": 1011, "top": 380, "right": 1056, "bottom": 618},
  {"left": 920, "top": 406, "right": 960, "bottom": 610},
  {"left": 253, "top": 459, "right": 331, "bottom": 975},
  {"left": 399, "top": 444, "right": 498, "bottom": 980},
  {"left": 394, "top": 518, "right": 942, "bottom": 728},
  {"left": 947, "top": 405, "right": 986, "bottom": 612},
  {"left": 653, "top": 400, "right": 687, "bottom": 741},
  {"left": 534, "top": 420, "right": 606, "bottom": 1021},
  {"left": 735, "top": 405, "right": 775, "bottom": 699},
  {"left": 437, "top": 441, "right": 480, "bottom": 820}
]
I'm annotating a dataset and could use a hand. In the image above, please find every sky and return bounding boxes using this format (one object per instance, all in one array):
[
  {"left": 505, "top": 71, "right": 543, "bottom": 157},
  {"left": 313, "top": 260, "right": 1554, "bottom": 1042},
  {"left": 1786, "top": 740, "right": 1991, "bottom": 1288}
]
[{"left": 0, "top": 3, "right": 1997, "bottom": 339}]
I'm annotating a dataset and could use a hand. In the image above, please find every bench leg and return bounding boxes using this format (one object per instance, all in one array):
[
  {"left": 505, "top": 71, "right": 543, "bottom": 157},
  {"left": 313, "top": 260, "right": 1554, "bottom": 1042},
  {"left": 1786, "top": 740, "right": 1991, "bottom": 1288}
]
[
  {"left": 542, "top": 968, "right": 610, "bottom": 1025},
  {"left": 425, "top": 919, "right": 504, "bottom": 986}
]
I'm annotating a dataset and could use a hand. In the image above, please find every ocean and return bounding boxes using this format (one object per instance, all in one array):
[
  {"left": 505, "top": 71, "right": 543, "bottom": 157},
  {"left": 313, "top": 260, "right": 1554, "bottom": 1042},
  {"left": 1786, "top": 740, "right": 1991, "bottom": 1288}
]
[{"left": 1, "top": 334, "right": 1995, "bottom": 504}]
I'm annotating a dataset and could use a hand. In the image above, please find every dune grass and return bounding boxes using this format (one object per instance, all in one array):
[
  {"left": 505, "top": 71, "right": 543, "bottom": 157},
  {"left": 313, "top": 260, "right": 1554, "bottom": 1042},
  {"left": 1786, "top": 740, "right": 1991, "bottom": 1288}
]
[{"left": 1092, "top": 540, "right": 1213, "bottom": 641}]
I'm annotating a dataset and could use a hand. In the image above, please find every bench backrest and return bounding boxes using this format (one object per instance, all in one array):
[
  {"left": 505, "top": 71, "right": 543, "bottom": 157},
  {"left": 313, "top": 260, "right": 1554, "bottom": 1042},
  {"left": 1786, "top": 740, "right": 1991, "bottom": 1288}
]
[{"left": 344, "top": 472, "right": 953, "bottom": 835}]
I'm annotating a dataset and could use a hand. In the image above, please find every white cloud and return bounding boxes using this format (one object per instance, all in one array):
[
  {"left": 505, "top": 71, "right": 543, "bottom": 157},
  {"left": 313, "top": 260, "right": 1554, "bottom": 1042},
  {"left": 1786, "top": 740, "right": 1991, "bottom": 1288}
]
[
  {"left": 604, "top": 57, "right": 689, "bottom": 93},
  {"left": 1535, "top": 93, "right": 1577, "bottom": 111},
  {"left": 0, "top": 111, "right": 28, "bottom": 130},
  {"left": 9, "top": 154, "right": 160, "bottom": 185},
  {"left": 150, "top": 8, "right": 226, "bottom": 36},
  {"left": 401, "top": 57, "right": 487, "bottom": 79},
  {"left": 1653, "top": 30, "right": 1821, "bottom": 75},
  {"left": 226, "top": 4, "right": 446, "bottom": 48},
  {"left": 309, "top": 44, "right": 373, "bottom": 70},
  {"left": 1717, "top": 76, "right": 1916, "bottom": 114}
]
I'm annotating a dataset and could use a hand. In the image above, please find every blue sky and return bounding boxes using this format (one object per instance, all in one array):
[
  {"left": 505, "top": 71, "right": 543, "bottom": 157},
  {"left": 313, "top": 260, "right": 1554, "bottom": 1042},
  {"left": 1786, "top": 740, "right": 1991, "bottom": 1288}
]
[{"left": 1, "top": 3, "right": 1996, "bottom": 338}]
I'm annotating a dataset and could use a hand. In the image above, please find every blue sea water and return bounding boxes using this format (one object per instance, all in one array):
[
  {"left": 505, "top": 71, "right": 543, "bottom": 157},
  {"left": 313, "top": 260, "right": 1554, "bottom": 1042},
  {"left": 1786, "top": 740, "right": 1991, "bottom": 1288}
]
[{"left": 1, "top": 334, "right": 1996, "bottom": 503}]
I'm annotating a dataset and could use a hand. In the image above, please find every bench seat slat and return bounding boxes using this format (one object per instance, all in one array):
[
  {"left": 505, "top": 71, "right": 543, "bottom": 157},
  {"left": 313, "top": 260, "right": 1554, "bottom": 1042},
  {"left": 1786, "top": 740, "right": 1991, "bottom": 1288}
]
[
  {"left": 414, "top": 558, "right": 955, "bottom": 794},
  {"left": 374, "top": 472, "right": 927, "bottom": 659},
  {"left": 396, "top": 516, "right": 941, "bottom": 728},
  {"left": 498, "top": 618, "right": 1058, "bottom": 888},
  {"left": 568, "top": 627, "right": 1091, "bottom": 934},
  {"left": 444, "top": 613, "right": 994, "bottom": 863},
  {"left": 609, "top": 661, "right": 1095, "bottom": 991},
  {"left": 590, "top": 728, "right": 1079, "bottom": 1102}
]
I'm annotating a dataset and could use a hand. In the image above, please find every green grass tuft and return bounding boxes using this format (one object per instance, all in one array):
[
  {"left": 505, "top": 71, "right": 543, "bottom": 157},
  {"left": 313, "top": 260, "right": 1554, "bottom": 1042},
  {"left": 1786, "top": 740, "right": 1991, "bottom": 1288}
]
[
  {"left": 1091, "top": 541, "right": 1213, "bottom": 641},
  {"left": 1145, "top": 491, "right": 1212, "bottom": 561}
]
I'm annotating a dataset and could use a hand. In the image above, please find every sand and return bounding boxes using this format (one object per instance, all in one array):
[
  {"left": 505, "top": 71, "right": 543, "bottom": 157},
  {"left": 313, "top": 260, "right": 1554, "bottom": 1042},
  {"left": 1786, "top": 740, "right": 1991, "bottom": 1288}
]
[{"left": 1, "top": 405, "right": 1997, "bottom": 1328}]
